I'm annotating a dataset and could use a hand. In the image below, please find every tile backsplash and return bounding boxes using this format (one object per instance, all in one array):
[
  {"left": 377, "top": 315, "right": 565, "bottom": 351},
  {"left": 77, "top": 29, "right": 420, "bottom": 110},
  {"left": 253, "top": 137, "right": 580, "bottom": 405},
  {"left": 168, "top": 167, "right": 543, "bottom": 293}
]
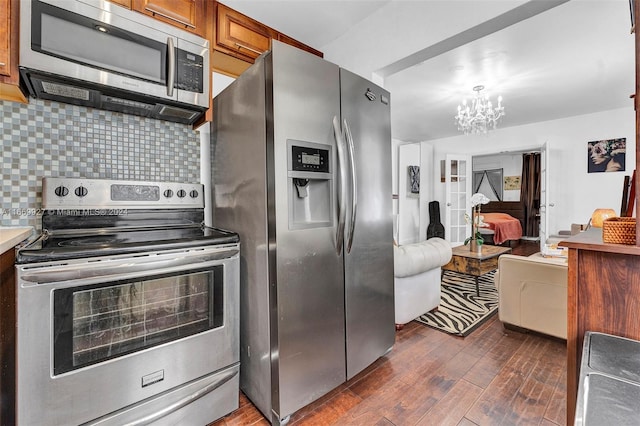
[{"left": 1, "top": 99, "right": 202, "bottom": 228}]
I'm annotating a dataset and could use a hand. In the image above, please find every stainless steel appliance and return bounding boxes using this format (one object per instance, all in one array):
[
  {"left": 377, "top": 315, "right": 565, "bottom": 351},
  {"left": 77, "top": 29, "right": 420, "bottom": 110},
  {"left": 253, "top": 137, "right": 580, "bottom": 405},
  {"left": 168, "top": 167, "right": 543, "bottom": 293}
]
[
  {"left": 20, "top": 0, "right": 209, "bottom": 124},
  {"left": 13, "top": 178, "right": 240, "bottom": 426},
  {"left": 576, "top": 332, "right": 640, "bottom": 425},
  {"left": 211, "top": 40, "right": 395, "bottom": 425}
]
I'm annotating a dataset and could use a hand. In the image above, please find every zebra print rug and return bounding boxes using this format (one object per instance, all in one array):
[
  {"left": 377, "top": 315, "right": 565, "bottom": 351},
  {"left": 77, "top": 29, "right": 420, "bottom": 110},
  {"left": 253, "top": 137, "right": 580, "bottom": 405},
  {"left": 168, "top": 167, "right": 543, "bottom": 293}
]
[{"left": 415, "top": 271, "right": 498, "bottom": 337}]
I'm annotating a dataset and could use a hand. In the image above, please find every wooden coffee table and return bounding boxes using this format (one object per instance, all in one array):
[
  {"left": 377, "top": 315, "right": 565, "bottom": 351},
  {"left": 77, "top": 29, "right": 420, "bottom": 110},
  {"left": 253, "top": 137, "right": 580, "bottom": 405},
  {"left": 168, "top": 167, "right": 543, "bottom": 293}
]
[{"left": 441, "top": 244, "right": 512, "bottom": 296}]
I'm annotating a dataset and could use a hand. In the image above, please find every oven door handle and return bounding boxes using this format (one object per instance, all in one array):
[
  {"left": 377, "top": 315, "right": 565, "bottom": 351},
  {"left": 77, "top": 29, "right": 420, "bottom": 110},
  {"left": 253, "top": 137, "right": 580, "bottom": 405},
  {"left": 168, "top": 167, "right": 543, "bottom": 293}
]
[{"left": 20, "top": 248, "right": 239, "bottom": 284}]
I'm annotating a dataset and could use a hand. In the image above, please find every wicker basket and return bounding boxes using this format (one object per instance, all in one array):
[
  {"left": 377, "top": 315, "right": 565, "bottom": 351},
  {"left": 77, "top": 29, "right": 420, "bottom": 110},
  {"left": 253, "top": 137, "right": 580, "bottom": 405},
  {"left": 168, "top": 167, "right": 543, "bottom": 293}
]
[{"left": 602, "top": 217, "right": 636, "bottom": 245}]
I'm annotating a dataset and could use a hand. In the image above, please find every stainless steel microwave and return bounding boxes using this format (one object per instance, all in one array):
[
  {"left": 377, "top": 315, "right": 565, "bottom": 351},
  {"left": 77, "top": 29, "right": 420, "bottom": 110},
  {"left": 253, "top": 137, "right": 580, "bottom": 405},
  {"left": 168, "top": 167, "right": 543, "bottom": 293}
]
[{"left": 20, "top": 0, "right": 210, "bottom": 124}]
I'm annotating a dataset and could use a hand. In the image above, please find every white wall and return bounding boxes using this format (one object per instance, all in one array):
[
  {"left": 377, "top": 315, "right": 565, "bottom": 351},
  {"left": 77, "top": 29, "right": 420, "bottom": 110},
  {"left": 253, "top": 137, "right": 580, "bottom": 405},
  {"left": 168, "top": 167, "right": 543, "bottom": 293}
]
[
  {"left": 391, "top": 141, "right": 435, "bottom": 245},
  {"left": 423, "top": 107, "right": 635, "bottom": 236},
  {"left": 419, "top": 143, "right": 434, "bottom": 239},
  {"left": 397, "top": 143, "right": 421, "bottom": 244},
  {"left": 213, "top": 72, "right": 235, "bottom": 97}
]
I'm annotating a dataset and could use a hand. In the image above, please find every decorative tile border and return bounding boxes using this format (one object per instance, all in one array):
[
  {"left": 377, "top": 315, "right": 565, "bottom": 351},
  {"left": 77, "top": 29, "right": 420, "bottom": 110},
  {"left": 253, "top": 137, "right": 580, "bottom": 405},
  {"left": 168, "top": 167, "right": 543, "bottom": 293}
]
[{"left": 1, "top": 99, "right": 201, "bottom": 228}]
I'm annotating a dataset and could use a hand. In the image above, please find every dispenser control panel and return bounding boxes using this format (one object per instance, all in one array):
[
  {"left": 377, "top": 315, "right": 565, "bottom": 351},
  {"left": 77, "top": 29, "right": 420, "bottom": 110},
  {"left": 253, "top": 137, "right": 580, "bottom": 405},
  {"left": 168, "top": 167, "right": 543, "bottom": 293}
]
[{"left": 291, "top": 145, "right": 329, "bottom": 173}]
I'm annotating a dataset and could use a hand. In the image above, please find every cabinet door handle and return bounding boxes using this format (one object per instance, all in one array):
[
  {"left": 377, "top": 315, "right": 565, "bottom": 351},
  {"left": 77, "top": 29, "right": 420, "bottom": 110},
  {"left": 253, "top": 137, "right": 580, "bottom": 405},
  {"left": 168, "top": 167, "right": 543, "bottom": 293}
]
[
  {"left": 234, "top": 42, "right": 263, "bottom": 55},
  {"left": 145, "top": 8, "right": 195, "bottom": 29},
  {"left": 0, "top": 62, "right": 6, "bottom": 66}
]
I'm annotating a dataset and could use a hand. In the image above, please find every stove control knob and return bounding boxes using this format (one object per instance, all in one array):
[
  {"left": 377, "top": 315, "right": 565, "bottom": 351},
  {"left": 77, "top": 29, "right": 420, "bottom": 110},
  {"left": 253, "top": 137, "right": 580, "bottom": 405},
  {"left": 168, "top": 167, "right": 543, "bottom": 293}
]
[
  {"left": 163, "top": 189, "right": 174, "bottom": 198},
  {"left": 189, "top": 190, "right": 199, "bottom": 198},
  {"left": 54, "top": 186, "right": 69, "bottom": 197},
  {"left": 177, "top": 189, "right": 187, "bottom": 198},
  {"left": 75, "top": 186, "right": 88, "bottom": 197}
]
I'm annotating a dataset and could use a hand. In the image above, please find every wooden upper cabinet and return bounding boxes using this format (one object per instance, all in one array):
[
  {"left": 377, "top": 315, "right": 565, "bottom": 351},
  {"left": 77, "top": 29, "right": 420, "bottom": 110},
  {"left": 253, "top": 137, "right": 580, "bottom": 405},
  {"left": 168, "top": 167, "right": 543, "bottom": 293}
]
[
  {"left": 0, "top": 0, "right": 11, "bottom": 78},
  {"left": 0, "top": 0, "right": 27, "bottom": 103},
  {"left": 132, "top": 0, "right": 205, "bottom": 37},
  {"left": 214, "top": 2, "right": 274, "bottom": 62},
  {"left": 104, "top": 0, "right": 132, "bottom": 8},
  {"left": 211, "top": 2, "right": 323, "bottom": 76}
]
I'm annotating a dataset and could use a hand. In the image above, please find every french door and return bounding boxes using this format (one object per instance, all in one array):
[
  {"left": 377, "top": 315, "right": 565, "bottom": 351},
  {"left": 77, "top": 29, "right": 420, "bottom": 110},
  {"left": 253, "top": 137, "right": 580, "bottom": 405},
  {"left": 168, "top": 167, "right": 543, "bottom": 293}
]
[
  {"left": 539, "top": 142, "right": 552, "bottom": 251},
  {"left": 444, "top": 154, "right": 472, "bottom": 246}
]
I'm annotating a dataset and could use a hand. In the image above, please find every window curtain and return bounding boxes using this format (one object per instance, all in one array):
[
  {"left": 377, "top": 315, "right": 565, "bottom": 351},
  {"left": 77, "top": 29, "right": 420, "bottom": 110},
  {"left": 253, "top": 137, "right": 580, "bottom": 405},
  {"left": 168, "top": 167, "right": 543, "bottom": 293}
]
[
  {"left": 520, "top": 153, "right": 541, "bottom": 237},
  {"left": 473, "top": 169, "right": 503, "bottom": 201}
]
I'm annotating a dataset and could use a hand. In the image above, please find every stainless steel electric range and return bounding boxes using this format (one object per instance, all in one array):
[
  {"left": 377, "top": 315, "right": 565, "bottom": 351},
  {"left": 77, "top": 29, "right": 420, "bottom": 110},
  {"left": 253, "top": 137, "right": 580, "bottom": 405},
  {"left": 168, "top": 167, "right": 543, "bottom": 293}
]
[{"left": 13, "top": 177, "right": 240, "bottom": 426}]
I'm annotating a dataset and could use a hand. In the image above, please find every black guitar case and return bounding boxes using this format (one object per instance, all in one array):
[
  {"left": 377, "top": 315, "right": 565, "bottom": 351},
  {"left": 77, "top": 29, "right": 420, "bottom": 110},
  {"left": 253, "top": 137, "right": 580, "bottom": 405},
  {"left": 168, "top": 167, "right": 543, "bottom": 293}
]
[{"left": 426, "top": 201, "right": 445, "bottom": 239}]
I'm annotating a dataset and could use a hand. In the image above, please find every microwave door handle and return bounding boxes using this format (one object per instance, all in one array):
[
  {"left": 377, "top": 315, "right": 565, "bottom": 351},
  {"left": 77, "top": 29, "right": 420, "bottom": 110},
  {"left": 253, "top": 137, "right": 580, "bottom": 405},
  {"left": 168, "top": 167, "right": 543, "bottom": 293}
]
[{"left": 167, "top": 37, "right": 176, "bottom": 97}]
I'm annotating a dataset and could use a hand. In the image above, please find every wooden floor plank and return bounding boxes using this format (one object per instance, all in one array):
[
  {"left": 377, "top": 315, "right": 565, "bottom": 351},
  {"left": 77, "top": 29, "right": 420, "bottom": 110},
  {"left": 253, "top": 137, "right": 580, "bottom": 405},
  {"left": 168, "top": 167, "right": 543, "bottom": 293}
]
[
  {"left": 504, "top": 353, "right": 561, "bottom": 424},
  {"left": 544, "top": 371, "right": 568, "bottom": 425},
  {"left": 465, "top": 336, "right": 565, "bottom": 425},
  {"left": 415, "top": 379, "right": 483, "bottom": 426},
  {"left": 288, "top": 389, "right": 363, "bottom": 426}
]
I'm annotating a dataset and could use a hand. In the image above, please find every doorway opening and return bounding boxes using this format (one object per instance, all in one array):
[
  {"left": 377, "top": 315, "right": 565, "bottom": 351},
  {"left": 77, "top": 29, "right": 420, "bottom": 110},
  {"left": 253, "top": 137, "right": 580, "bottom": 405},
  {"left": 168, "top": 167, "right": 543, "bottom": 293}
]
[{"left": 472, "top": 149, "right": 542, "bottom": 240}]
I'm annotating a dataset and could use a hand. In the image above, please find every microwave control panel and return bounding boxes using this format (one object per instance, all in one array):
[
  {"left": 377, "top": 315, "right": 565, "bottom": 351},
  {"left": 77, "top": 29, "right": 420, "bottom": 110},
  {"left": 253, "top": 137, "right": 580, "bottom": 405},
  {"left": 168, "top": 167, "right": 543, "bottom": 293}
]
[{"left": 176, "top": 49, "right": 204, "bottom": 93}]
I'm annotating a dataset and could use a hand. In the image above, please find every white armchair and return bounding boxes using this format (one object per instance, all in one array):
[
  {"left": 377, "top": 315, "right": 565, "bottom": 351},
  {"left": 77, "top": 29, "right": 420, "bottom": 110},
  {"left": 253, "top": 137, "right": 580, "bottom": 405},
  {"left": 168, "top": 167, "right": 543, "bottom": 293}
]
[{"left": 393, "top": 238, "right": 452, "bottom": 326}]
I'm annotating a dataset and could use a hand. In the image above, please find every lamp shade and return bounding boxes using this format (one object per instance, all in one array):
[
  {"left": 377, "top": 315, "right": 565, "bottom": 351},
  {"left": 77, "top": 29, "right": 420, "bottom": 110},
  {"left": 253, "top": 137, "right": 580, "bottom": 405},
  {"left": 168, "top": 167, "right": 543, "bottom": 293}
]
[{"left": 591, "top": 208, "right": 617, "bottom": 228}]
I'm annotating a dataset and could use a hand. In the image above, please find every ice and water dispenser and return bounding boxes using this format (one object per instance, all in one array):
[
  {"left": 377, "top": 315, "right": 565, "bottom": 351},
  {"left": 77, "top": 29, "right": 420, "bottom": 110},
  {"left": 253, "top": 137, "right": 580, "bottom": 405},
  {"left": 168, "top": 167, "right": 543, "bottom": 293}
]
[{"left": 287, "top": 140, "right": 333, "bottom": 229}]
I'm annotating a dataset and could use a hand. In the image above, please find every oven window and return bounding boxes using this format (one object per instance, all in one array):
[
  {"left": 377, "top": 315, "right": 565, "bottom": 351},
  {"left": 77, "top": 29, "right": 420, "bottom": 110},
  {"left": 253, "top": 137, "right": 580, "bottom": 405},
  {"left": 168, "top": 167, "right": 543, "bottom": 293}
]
[{"left": 53, "top": 267, "right": 223, "bottom": 375}]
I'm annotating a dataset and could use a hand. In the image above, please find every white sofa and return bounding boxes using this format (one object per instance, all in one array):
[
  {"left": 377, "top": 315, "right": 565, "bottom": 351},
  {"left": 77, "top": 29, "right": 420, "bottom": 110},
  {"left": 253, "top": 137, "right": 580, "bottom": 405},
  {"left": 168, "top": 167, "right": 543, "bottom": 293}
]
[
  {"left": 393, "top": 238, "right": 452, "bottom": 326},
  {"left": 495, "top": 253, "right": 568, "bottom": 339}
]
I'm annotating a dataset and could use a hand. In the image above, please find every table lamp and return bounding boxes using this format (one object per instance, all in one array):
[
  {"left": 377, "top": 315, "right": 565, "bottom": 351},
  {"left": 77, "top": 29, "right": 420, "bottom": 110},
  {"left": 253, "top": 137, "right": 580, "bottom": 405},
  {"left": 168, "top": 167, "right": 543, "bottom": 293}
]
[{"left": 590, "top": 208, "right": 617, "bottom": 228}]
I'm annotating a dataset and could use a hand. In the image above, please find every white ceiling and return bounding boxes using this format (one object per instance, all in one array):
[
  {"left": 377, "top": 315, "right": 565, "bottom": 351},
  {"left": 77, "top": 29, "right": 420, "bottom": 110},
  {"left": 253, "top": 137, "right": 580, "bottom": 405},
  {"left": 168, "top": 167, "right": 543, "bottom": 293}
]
[{"left": 222, "top": 0, "right": 635, "bottom": 142}]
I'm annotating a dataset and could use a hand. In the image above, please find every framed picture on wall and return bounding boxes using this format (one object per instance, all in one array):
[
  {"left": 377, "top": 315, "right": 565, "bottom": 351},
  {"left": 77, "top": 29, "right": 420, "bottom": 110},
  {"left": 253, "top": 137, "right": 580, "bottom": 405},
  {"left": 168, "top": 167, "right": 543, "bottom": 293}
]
[
  {"left": 504, "top": 176, "right": 521, "bottom": 190},
  {"left": 587, "top": 138, "right": 626, "bottom": 173},
  {"left": 408, "top": 165, "right": 420, "bottom": 193}
]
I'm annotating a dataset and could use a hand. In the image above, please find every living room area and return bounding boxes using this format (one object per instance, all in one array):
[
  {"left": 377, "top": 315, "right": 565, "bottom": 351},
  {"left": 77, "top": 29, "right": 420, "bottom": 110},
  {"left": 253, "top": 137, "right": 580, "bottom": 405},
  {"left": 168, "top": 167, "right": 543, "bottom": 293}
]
[
  {"left": 394, "top": 104, "right": 635, "bottom": 250},
  {"left": 386, "top": 40, "right": 636, "bottom": 422}
]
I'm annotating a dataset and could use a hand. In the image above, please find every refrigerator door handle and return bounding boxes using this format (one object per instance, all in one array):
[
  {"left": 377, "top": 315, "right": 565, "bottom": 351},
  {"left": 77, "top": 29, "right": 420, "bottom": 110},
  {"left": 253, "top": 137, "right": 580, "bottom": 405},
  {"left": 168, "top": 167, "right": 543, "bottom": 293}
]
[
  {"left": 343, "top": 119, "right": 358, "bottom": 254},
  {"left": 333, "top": 115, "right": 347, "bottom": 255}
]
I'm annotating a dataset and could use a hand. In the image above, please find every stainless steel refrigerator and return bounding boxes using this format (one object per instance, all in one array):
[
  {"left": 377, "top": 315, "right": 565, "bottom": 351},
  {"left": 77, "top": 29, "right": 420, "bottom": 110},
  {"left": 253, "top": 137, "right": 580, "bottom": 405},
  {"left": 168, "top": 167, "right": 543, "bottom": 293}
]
[{"left": 211, "top": 41, "right": 394, "bottom": 425}]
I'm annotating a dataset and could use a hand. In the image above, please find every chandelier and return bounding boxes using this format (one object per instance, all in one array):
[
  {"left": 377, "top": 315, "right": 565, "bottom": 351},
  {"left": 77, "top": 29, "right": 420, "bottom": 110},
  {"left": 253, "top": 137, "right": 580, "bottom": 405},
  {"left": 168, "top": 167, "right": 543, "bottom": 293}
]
[{"left": 455, "top": 85, "right": 505, "bottom": 135}]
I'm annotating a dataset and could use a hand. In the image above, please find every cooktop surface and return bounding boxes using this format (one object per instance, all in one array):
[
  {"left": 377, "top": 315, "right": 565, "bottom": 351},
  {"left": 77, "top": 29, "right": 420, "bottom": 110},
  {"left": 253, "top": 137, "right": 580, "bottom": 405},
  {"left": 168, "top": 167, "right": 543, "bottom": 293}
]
[{"left": 16, "top": 225, "right": 239, "bottom": 264}]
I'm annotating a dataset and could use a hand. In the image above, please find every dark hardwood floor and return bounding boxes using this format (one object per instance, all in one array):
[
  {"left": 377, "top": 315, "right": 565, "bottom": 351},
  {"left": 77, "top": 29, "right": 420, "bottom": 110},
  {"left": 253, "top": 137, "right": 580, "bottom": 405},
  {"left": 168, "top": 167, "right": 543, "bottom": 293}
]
[{"left": 211, "top": 240, "right": 567, "bottom": 426}]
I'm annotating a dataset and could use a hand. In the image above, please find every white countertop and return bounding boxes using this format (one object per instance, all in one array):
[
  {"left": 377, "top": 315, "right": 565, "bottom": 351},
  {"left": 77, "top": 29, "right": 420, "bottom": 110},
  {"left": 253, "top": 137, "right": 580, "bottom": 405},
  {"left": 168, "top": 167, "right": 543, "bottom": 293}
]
[{"left": 0, "top": 227, "right": 34, "bottom": 255}]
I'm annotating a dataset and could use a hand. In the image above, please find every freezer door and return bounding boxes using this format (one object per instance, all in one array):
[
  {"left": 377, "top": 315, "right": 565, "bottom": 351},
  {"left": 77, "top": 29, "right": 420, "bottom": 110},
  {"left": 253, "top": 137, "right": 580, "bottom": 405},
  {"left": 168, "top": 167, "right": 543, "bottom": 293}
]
[
  {"left": 340, "top": 68, "right": 395, "bottom": 380},
  {"left": 270, "top": 41, "right": 346, "bottom": 421}
]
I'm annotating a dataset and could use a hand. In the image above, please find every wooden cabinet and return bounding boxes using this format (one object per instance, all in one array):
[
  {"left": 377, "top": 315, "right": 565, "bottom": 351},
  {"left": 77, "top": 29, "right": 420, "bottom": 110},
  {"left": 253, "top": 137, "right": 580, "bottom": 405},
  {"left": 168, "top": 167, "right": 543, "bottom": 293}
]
[
  {"left": 132, "top": 0, "right": 205, "bottom": 37},
  {"left": 0, "top": 0, "right": 27, "bottom": 103},
  {"left": 105, "top": 0, "right": 133, "bottom": 8},
  {"left": 562, "top": 232, "right": 640, "bottom": 424},
  {"left": 215, "top": 2, "right": 274, "bottom": 63},
  {"left": 0, "top": 248, "right": 17, "bottom": 425},
  {"left": 0, "top": 0, "right": 11, "bottom": 78},
  {"left": 201, "top": 1, "right": 324, "bottom": 123},
  {"left": 210, "top": 2, "right": 323, "bottom": 77},
  {"left": 104, "top": 0, "right": 205, "bottom": 37}
]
